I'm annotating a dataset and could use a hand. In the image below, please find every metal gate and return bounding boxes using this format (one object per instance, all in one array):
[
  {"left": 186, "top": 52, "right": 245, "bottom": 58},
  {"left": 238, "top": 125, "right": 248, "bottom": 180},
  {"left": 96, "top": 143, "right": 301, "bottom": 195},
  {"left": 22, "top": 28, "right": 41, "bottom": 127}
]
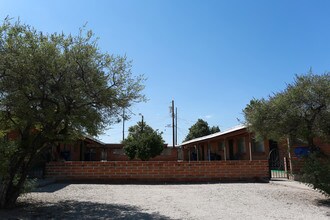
[{"left": 268, "top": 148, "right": 288, "bottom": 179}]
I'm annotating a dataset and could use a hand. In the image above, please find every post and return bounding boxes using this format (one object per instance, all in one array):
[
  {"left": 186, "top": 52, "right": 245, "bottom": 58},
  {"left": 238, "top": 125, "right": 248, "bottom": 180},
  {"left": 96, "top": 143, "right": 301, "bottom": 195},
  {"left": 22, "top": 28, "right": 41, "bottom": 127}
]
[
  {"left": 175, "top": 107, "right": 178, "bottom": 145},
  {"left": 223, "top": 140, "right": 227, "bottom": 161},
  {"left": 284, "top": 157, "right": 289, "bottom": 179},
  {"left": 122, "top": 108, "right": 125, "bottom": 141},
  {"left": 188, "top": 147, "right": 191, "bottom": 162},
  {"left": 142, "top": 115, "right": 144, "bottom": 131},
  {"left": 208, "top": 142, "right": 211, "bottom": 161},
  {"left": 196, "top": 145, "right": 199, "bottom": 161},
  {"left": 140, "top": 114, "right": 144, "bottom": 133},
  {"left": 172, "top": 100, "right": 175, "bottom": 147},
  {"left": 249, "top": 134, "right": 253, "bottom": 161}
]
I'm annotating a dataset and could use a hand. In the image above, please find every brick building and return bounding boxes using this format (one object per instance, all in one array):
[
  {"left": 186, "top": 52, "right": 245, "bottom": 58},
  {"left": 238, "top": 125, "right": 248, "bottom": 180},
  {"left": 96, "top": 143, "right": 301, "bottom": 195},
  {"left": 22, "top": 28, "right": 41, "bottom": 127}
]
[
  {"left": 180, "top": 124, "right": 330, "bottom": 177},
  {"left": 52, "top": 136, "right": 178, "bottom": 162},
  {"left": 180, "top": 125, "right": 270, "bottom": 162}
]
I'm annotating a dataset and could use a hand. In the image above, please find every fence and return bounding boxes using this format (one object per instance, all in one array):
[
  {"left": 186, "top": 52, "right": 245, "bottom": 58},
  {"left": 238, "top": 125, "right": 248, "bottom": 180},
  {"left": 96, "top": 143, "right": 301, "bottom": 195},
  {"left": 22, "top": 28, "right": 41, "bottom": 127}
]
[{"left": 45, "top": 160, "right": 269, "bottom": 183}]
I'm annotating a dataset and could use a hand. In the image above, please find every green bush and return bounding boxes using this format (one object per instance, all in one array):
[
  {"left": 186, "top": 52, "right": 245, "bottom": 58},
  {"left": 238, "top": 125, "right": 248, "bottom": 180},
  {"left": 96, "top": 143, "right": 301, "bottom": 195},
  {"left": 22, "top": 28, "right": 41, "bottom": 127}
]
[
  {"left": 124, "top": 131, "right": 164, "bottom": 161},
  {"left": 123, "top": 122, "right": 164, "bottom": 161},
  {"left": 299, "top": 151, "right": 330, "bottom": 196}
]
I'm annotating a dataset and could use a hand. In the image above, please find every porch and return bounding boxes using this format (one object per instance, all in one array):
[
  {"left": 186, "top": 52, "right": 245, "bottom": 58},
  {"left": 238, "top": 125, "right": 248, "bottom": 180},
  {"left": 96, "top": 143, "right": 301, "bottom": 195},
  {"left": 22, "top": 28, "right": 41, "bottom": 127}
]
[{"left": 181, "top": 125, "right": 270, "bottom": 161}]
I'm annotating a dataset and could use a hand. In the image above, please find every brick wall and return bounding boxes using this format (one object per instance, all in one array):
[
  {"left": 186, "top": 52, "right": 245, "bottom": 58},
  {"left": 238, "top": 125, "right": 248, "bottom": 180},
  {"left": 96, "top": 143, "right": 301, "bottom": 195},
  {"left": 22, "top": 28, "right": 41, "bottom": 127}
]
[{"left": 45, "top": 160, "right": 269, "bottom": 183}]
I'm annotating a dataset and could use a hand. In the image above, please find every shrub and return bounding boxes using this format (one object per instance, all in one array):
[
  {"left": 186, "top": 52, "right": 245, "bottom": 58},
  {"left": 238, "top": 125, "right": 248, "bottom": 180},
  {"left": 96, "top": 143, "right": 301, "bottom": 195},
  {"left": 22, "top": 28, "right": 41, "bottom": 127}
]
[{"left": 299, "top": 151, "right": 330, "bottom": 196}]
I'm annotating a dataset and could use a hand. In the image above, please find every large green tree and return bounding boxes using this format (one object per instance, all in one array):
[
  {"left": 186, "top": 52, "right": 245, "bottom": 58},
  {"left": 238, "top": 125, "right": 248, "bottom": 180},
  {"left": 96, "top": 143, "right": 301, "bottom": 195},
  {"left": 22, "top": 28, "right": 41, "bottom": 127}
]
[
  {"left": 0, "top": 19, "right": 145, "bottom": 208},
  {"left": 243, "top": 72, "right": 330, "bottom": 147},
  {"left": 184, "top": 119, "right": 220, "bottom": 142},
  {"left": 243, "top": 72, "right": 330, "bottom": 195},
  {"left": 123, "top": 121, "right": 164, "bottom": 161}
]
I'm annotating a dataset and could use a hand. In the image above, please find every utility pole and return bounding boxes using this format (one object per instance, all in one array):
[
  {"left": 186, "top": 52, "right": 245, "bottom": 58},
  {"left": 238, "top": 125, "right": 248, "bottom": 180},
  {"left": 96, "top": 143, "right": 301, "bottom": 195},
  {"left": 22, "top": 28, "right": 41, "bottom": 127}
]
[
  {"left": 175, "top": 107, "right": 178, "bottom": 145},
  {"left": 172, "top": 100, "right": 175, "bottom": 147},
  {"left": 139, "top": 113, "right": 144, "bottom": 133},
  {"left": 122, "top": 108, "right": 125, "bottom": 141}
]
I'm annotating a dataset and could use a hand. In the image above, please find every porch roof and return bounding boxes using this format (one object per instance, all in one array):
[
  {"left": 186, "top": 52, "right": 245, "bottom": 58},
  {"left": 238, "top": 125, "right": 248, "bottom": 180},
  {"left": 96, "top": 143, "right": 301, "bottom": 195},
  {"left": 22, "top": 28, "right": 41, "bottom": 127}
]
[
  {"left": 84, "top": 135, "right": 106, "bottom": 146},
  {"left": 181, "top": 124, "right": 247, "bottom": 146}
]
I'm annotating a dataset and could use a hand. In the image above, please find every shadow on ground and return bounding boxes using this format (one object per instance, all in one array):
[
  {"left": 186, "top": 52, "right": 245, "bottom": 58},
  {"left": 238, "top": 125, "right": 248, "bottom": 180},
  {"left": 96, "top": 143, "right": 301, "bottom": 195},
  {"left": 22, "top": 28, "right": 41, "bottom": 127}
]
[
  {"left": 316, "top": 198, "right": 330, "bottom": 207},
  {"left": 0, "top": 200, "right": 173, "bottom": 220},
  {"left": 32, "top": 183, "right": 69, "bottom": 193},
  {"left": 316, "top": 198, "right": 330, "bottom": 217}
]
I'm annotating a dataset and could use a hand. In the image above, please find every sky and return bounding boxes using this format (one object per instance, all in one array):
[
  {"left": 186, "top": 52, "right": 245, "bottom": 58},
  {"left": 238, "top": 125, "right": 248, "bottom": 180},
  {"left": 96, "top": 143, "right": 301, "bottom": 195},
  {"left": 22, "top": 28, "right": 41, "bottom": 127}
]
[{"left": 1, "top": 0, "right": 330, "bottom": 145}]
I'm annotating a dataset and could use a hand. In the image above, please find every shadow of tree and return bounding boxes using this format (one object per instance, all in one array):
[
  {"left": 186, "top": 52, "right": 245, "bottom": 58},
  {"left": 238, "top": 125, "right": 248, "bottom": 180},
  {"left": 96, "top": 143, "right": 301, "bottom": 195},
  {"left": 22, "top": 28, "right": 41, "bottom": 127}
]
[
  {"left": 316, "top": 198, "right": 330, "bottom": 207},
  {"left": 32, "top": 183, "right": 69, "bottom": 193},
  {"left": 0, "top": 200, "right": 173, "bottom": 220},
  {"left": 315, "top": 199, "right": 330, "bottom": 217}
]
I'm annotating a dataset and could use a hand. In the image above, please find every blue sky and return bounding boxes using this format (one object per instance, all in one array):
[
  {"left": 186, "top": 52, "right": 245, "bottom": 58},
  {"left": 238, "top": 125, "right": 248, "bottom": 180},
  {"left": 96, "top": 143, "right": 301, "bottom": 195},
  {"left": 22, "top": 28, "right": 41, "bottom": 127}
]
[{"left": 1, "top": 0, "right": 330, "bottom": 145}]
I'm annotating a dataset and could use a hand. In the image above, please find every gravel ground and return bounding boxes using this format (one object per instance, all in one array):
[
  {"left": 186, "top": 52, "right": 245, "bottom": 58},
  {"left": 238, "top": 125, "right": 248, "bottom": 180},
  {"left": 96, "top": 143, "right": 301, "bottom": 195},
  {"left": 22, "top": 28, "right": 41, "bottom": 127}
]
[{"left": 0, "top": 181, "right": 329, "bottom": 219}]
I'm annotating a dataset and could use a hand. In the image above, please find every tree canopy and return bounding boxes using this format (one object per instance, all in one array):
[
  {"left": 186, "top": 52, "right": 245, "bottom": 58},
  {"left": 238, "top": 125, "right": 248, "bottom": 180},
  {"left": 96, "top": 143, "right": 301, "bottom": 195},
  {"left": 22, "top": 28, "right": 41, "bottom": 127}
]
[
  {"left": 123, "top": 121, "right": 164, "bottom": 161},
  {"left": 184, "top": 119, "right": 220, "bottom": 142},
  {"left": 0, "top": 19, "right": 145, "bottom": 208},
  {"left": 243, "top": 72, "right": 330, "bottom": 147}
]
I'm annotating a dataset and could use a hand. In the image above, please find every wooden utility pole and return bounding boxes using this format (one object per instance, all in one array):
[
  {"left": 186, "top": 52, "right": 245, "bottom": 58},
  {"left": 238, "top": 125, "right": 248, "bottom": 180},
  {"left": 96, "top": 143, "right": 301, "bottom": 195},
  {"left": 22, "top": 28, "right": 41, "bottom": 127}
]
[
  {"left": 172, "top": 100, "right": 175, "bottom": 147},
  {"left": 175, "top": 107, "right": 178, "bottom": 145},
  {"left": 141, "top": 114, "right": 144, "bottom": 133},
  {"left": 122, "top": 108, "right": 125, "bottom": 141}
]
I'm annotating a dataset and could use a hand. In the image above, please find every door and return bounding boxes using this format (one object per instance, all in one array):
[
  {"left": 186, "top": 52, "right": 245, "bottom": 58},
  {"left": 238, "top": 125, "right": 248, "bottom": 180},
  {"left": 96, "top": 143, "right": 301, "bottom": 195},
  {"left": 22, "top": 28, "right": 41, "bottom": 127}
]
[{"left": 268, "top": 140, "right": 288, "bottom": 179}]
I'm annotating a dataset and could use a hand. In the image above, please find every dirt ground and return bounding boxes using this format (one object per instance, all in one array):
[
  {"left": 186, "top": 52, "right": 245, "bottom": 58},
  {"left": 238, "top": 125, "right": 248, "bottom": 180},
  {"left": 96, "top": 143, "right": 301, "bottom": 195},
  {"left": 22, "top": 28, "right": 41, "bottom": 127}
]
[{"left": 0, "top": 180, "right": 329, "bottom": 219}]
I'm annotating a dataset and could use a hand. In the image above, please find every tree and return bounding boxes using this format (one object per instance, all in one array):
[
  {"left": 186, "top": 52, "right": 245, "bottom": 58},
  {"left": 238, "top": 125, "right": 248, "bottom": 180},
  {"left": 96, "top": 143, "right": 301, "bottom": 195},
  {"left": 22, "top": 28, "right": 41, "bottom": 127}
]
[
  {"left": 243, "top": 72, "right": 330, "bottom": 195},
  {"left": 0, "top": 19, "right": 145, "bottom": 208},
  {"left": 300, "top": 151, "right": 330, "bottom": 196},
  {"left": 123, "top": 121, "right": 164, "bottom": 161},
  {"left": 210, "top": 126, "right": 220, "bottom": 134},
  {"left": 243, "top": 72, "right": 330, "bottom": 147},
  {"left": 184, "top": 119, "right": 220, "bottom": 141}
]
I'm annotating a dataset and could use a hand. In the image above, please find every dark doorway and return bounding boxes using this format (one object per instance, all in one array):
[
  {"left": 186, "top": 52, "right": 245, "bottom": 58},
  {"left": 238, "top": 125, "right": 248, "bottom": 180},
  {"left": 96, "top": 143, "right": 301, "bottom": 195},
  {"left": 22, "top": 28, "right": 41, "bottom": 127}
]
[
  {"left": 268, "top": 140, "right": 288, "bottom": 179},
  {"left": 269, "top": 140, "right": 278, "bottom": 151},
  {"left": 228, "top": 140, "right": 234, "bottom": 160}
]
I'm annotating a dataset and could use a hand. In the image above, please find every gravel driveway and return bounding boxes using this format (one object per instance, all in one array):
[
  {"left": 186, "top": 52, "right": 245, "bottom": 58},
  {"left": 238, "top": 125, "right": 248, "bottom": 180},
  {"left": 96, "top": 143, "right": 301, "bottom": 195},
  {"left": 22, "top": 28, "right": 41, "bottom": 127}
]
[{"left": 0, "top": 181, "right": 329, "bottom": 219}]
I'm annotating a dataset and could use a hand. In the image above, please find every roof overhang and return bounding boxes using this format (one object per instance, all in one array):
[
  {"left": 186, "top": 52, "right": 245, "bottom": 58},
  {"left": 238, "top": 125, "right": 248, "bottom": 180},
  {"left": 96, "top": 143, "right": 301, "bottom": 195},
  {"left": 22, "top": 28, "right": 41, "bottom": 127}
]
[
  {"left": 84, "top": 135, "right": 106, "bottom": 146},
  {"left": 180, "top": 124, "right": 248, "bottom": 147}
]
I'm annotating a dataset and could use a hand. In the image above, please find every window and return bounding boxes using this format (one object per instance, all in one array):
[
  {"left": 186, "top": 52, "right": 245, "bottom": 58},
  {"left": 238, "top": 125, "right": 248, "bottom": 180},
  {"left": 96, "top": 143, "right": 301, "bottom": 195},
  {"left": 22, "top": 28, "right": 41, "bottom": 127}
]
[
  {"left": 252, "top": 140, "right": 265, "bottom": 153},
  {"left": 237, "top": 137, "right": 246, "bottom": 153}
]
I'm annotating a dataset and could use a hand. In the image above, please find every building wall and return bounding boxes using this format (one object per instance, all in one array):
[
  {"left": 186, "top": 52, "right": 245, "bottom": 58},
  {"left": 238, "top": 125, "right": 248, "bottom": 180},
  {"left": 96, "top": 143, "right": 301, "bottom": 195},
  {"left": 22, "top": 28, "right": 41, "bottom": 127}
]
[
  {"left": 108, "top": 147, "right": 178, "bottom": 161},
  {"left": 53, "top": 142, "right": 178, "bottom": 162},
  {"left": 45, "top": 160, "right": 269, "bottom": 183},
  {"left": 182, "top": 131, "right": 270, "bottom": 161},
  {"left": 277, "top": 138, "right": 330, "bottom": 174},
  {"left": 54, "top": 142, "right": 83, "bottom": 161},
  {"left": 53, "top": 141, "right": 105, "bottom": 161}
]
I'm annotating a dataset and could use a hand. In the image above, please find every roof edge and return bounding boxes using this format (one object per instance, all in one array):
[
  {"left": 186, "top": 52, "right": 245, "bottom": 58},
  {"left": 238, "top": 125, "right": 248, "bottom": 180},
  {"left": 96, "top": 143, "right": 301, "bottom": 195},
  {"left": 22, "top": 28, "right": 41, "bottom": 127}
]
[{"left": 180, "top": 124, "right": 247, "bottom": 146}]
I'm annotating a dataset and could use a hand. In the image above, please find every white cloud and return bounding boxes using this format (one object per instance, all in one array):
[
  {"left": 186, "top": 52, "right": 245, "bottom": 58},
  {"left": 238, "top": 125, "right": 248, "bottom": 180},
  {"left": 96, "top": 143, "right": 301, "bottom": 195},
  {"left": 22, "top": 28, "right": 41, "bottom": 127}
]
[{"left": 204, "top": 115, "right": 213, "bottom": 119}]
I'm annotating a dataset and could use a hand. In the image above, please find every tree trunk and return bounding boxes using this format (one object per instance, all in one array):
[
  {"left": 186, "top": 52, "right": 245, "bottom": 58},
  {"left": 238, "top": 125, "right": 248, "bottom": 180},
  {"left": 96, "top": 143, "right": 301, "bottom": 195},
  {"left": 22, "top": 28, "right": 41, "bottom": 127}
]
[
  {"left": 307, "top": 136, "right": 315, "bottom": 148},
  {"left": 0, "top": 174, "right": 23, "bottom": 209},
  {"left": 0, "top": 153, "right": 32, "bottom": 209},
  {"left": 306, "top": 124, "right": 316, "bottom": 151},
  {"left": 0, "top": 180, "right": 23, "bottom": 209},
  {"left": 0, "top": 132, "right": 47, "bottom": 209},
  {"left": 0, "top": 167, "right": 30, "bottom": 209},
  {"left": 0, "top": 179, "right": 11, "bottom": 209}
]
